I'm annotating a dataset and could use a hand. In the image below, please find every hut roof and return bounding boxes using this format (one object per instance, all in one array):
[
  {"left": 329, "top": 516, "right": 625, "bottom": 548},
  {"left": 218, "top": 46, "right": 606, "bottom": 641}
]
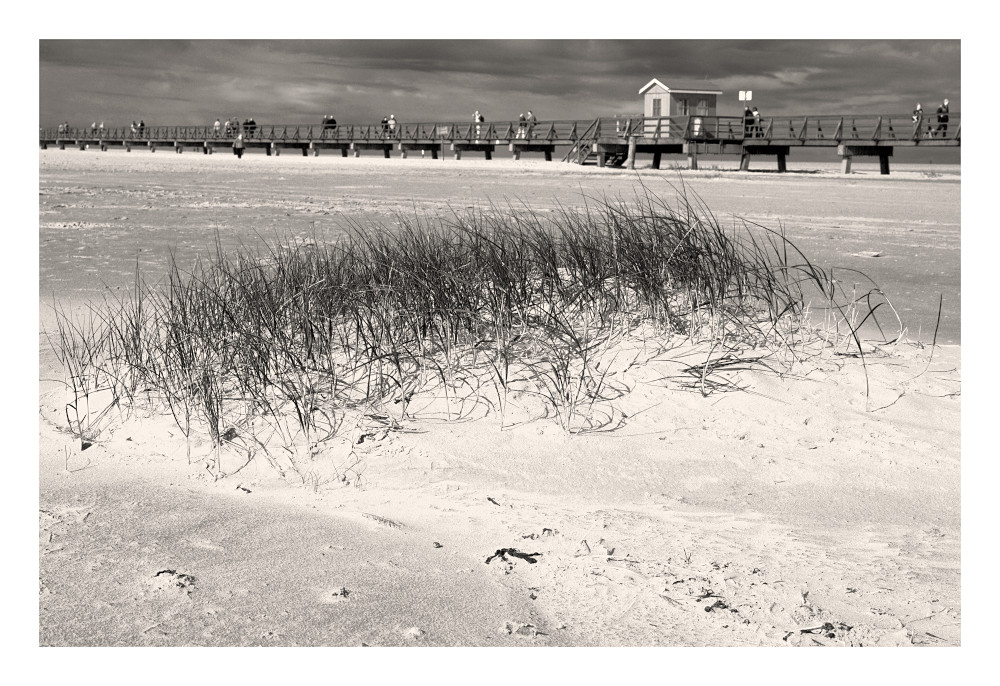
[{"left": 639, "top": 78, "right": 724, "bottom": 95}]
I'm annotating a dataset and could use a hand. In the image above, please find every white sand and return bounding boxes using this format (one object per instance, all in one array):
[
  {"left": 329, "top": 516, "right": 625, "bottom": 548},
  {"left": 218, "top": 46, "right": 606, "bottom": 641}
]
[{"left": 32, "top": 150, "right": 969, "bottom": 675}]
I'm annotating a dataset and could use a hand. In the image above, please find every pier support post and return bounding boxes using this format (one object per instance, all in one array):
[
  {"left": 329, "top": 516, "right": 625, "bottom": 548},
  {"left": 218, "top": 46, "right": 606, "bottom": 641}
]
[
  {"left": 687, "top": 151, "right": 698, "bottom": 170},
  {"left": 486, "top": 149, "right": 492, "bottom": 161},
  {"left": 838, "top": 144, "right": 892, "bottom": 175},
  {"left": 777, "top": 153, "right": 787, "bottom": 172},
  {"left": 454, "top": 149, "right": 462, "bottom": 160},
  {"left": 652, "top": 152, "right": 661, "bottom": 170},
  {"left": 342, "top": 148, "right": 348, "bottom": 157},
  {"left": 597, "top": 152, "right": 606, "bottom": 168},
  {"left": 512, "top": 149, "right": 521, "bottom": 161},
  {"left": 626, "top": 137, "right": 637, "bottom": 169},
  {"left": 739, "top": 151, "right": 750, "bottom": 171},
  {"left": 301, "top": 147, "right": 308, "bottom": 156},
  {"left": 879, "top": 151, "right": 891, "bottom": 175},
  {"left": 400, "top": 148, "right": 407, "bottom": 159}
]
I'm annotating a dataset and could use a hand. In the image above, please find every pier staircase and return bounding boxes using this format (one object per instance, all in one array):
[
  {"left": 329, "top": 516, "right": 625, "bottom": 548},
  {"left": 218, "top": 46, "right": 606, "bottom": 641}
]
[{"left": 562, "top": 118, "right": 600, "bottom": 165}]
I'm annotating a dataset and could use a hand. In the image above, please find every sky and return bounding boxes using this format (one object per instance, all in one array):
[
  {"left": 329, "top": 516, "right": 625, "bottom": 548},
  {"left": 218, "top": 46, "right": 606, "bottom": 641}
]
[{"left": 38, "top": 39, "right": 961, "bottom": 128}]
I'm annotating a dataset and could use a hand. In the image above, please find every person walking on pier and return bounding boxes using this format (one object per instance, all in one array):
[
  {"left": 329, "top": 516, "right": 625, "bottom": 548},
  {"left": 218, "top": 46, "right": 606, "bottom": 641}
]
[
  {"left": 912, "top": 103, "right": 923, "bottom": 138},
  {"left": 131, "top": 121, "right": 138, "bottom": 137},
  {"left": 525, "top": 110, "right": 537, "bottom": 140},
  {"left": 743, "top": 106, "right": 754, "bottom": 138},
  {"left": 138, "top": 120, "right": 146, "bottom": 137},
  {"left": 388, "top": 114, "right": 397, "bottom": 137},
  {"left": 381, "top": 115, "right": 389, "bottom": 137},
  {"left": 214, "top": 118, "right": 221, "bottom": 137},
  {"left": 517, "top": 113, "right": 526, "bottom": 139},
  {"left": 474, "top": 110, "right": 486, "bottom": 140},
  {"left": 935, "top": 99, "right": 950, "bottom": 137},
  {"left": 751, "top": 106, "right": 762, "bottom": 137}
]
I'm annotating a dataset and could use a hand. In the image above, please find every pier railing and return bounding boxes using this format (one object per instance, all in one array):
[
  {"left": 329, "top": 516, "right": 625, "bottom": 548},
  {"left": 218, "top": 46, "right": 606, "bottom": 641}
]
[
  {"left": 41, "top": 113, "right": 960, "bottom": 146},
  {"left": 642, "top": 113, "right": 961, "bottom": 143}
]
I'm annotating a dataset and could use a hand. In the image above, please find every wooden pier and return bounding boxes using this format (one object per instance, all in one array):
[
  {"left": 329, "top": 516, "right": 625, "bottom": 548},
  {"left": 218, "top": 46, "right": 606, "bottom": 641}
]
[{"left": 40, "top": 113, "right": 960, "bottom": 175}]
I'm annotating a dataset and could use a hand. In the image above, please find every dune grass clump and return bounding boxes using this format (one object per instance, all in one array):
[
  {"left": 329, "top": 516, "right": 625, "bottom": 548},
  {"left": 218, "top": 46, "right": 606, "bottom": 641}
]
[{"left": 48, "top": 188, "right": 898, "bottom": 481}]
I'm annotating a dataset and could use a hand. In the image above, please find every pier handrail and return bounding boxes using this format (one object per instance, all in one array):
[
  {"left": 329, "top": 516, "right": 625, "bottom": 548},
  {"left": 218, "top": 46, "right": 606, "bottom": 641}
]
[{"left": 40, "top": 112, "right": 961, "bottom": 145}]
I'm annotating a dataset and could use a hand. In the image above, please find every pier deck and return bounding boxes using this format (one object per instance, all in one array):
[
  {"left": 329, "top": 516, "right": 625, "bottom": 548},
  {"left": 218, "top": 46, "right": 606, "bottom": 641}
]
[{"left": 41, "top": 113, "right": 959, "bottom": 175}]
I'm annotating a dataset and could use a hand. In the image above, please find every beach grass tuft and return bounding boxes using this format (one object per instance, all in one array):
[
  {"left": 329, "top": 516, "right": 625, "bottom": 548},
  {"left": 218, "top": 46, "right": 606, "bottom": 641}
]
[{"left": 48, "top": 188, "right": 899, "bottom": 481}]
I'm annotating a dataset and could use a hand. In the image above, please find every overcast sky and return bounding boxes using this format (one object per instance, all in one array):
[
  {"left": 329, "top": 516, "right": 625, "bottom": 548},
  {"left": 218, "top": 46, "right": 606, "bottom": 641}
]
[{"left": 39, "top": 39, "right": 960, "bottom": 128}]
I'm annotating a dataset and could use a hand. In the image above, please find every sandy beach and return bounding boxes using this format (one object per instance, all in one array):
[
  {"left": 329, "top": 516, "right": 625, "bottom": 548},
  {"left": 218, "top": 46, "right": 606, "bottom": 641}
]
[{"left": 37, "top": 150, "right": 961, "bottom": 656}]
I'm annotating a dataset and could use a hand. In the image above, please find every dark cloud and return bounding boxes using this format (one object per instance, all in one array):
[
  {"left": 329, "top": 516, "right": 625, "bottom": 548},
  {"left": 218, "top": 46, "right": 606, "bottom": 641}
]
[{"left": 39, "top": 39, "right": 960, "bottom": 127}]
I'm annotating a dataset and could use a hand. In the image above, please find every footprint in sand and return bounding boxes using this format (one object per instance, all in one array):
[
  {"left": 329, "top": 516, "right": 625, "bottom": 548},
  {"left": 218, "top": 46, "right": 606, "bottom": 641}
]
[
  {"left": 500, "top": 621, "right": 539, "bottom": 637},
  {"left": 319, "top": 587, "right": 351, "bottom": 604},
  {"left": 146, "top": 569, "right": 198, "bottom": 597}
]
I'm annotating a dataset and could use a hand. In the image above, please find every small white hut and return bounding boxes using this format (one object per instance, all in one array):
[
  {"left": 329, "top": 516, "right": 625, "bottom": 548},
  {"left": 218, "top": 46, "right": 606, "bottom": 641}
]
[{"left": 639, "top": 78, "right": 723, "bottom": 118}]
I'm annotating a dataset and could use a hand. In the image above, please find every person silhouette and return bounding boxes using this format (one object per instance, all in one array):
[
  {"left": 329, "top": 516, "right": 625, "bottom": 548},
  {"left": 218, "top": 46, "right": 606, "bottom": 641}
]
[
  {"left": 934, "top": 99, "right": 950, "bottom": 137},
  {"left": 912, "top": 103, "right": 924, "bottom": 138}
]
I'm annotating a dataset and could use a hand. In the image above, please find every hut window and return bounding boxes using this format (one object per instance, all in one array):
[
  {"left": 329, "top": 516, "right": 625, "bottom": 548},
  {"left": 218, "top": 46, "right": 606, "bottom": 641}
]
[
  {"left": 678, "top": 98, "right": 689, "bottom": 115},
  {"left": 652, "top": 98, "right": 661, "bottom": 117},
  {"left": 697, "top": 98, "right": 708, "bottom": 115}
]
